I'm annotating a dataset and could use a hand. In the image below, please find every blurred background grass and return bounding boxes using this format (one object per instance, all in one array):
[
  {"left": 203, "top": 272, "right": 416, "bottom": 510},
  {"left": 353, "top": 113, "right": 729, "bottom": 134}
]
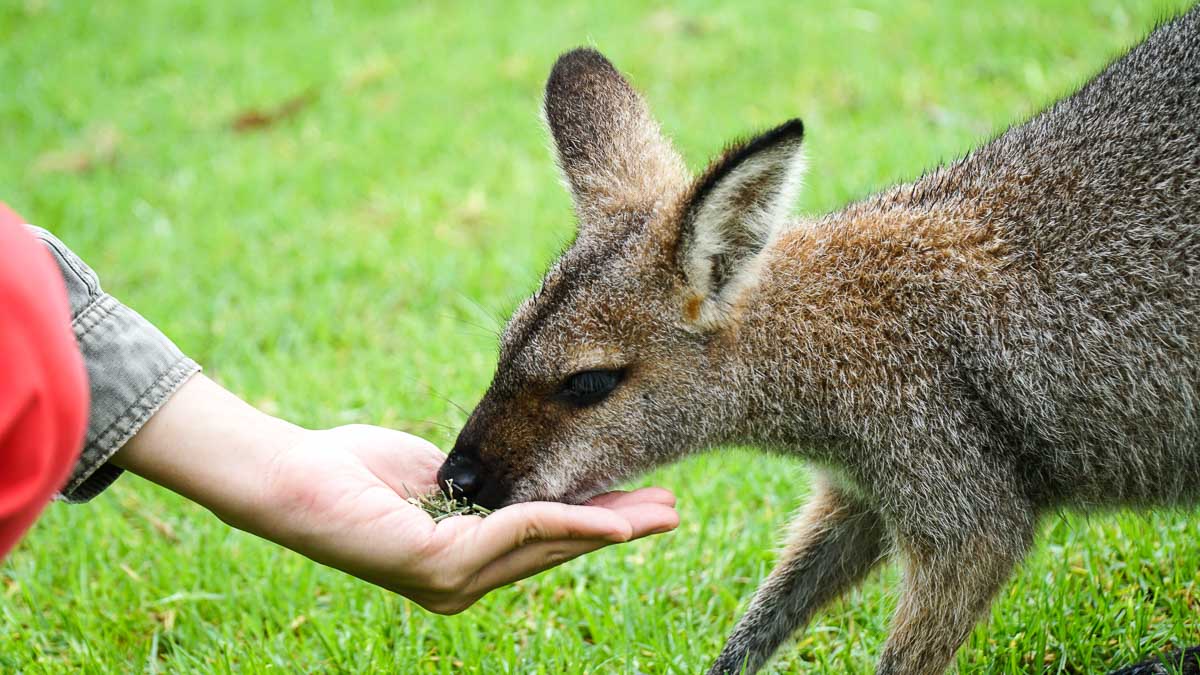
[{"left": 1, "top": 1, "right": 1197, "bottom": 672}]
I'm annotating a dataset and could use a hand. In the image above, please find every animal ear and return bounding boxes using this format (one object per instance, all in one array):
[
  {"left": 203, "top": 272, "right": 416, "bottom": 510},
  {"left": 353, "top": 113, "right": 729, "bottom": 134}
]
[
  {"left": 676, "top": 119, "right": 806, "bottom": 327},
  {"left": 543, "top": 48, "right": 688, "bottom": 228}
]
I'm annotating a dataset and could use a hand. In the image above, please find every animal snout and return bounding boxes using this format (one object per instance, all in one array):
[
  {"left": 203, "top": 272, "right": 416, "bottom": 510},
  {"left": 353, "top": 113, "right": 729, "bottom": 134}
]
[
  {"left": 437, "top": 450, "right": 485, "bottom": 500},
  {"left": 437, "top": 440, "right": 514, "bottom": 509}
]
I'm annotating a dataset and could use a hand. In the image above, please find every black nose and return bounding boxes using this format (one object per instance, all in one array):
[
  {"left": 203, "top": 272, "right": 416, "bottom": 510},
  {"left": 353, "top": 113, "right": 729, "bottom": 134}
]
[{"left": 437, "top": 452, "right": 484, "bottom": 500}]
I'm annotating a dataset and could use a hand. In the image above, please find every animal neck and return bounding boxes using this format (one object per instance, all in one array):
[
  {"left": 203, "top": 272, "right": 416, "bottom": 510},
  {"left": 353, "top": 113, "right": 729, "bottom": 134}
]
[{"left": 714, "top": 185, "right": 1008, "bottom": 454}]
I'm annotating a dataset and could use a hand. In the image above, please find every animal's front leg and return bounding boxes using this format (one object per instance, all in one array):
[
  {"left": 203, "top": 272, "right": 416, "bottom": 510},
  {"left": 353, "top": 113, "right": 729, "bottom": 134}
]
[
  {"left": 709, "top": 476, "right": 888, "bottom": 674},
  {"left": 877, "top": 517, "right": 1034, "bottom": 675}
]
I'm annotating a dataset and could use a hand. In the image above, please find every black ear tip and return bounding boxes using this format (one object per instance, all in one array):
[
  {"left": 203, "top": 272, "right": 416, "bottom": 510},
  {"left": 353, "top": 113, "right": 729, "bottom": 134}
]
[
  {"left": 556, "top": 47, "right": 611, "bottom": 64},
  {"left": 548, "top": 47, "right": 617, "bottom": 86},
  {"left": 771, "top": 118, "right": 805, "bottom": 142}
]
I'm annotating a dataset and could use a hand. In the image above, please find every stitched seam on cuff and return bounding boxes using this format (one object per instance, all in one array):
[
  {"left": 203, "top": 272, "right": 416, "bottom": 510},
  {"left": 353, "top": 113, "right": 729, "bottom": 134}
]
[
  {"left": 74, "top": 294, "right": 120, "bottom": 341},
  {"left": 61, "top": 358, "right": 200, "bottom": 495}
]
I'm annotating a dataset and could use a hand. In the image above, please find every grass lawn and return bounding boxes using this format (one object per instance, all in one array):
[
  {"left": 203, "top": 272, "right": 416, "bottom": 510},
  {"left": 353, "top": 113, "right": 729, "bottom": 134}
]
[{"left": 2, "top": 0, "right": 1198, "bottom": 672}]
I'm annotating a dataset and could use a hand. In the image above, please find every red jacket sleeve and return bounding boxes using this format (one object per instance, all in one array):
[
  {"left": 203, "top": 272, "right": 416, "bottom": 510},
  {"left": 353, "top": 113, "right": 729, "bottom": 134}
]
[{"left": 0, "top": 204, "right": 89, "bottom": 558}]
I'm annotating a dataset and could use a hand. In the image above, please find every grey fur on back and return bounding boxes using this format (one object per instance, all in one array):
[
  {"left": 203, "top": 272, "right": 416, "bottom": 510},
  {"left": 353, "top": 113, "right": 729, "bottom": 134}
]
[{"left": 913, "top": 6, "right": 1200, "bottom": 509}]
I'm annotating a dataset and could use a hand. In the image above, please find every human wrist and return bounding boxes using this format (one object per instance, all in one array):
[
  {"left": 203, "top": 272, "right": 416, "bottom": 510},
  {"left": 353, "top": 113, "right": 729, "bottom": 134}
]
[{"left": 111, "top": 374, "right": 307, "bottom": 531}]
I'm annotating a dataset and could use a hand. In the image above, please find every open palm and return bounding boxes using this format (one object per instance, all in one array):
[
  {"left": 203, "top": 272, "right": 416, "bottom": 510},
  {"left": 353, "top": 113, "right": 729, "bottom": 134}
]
[{"left": 257, "top": 424, "right": 680, "bottom": 613}]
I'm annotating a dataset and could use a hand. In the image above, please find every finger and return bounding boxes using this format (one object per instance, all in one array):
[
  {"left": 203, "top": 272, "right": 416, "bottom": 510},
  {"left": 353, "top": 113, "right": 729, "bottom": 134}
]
[
  {"left": 582, "top": 489, "right": 631, "bottom": 507},
  {"left": 606, "top": 502, "right": 680, "bottom": 539},
  {"left": 466, "top": 538, "right": 611, "bottom": 594},
  {"left": 336, "top": 425, "right": 447, "bottom": 495},
  {"left": 447, "top": 501, "right": 633, "bottom": 573},
  {"left": 465, "top": 503, "right": 679, "bottom": 594},
  {"left": 484, "top": 501, "right": 635, "bottom": 545},
  {"left": 586, "top": 486, "right": 677, "bottom": 509},
  {"left": 395, "top": 431, "right": 449, "bottom": 465}
]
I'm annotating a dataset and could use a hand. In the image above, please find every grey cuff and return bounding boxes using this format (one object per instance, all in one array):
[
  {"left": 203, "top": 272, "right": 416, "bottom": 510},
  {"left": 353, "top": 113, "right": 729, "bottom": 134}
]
[
  {"left": 27, "top": 226, "right": 201, "bottom": 502},
  {"left": 64, "top": 293, "right": 200, "bottom": 501}
]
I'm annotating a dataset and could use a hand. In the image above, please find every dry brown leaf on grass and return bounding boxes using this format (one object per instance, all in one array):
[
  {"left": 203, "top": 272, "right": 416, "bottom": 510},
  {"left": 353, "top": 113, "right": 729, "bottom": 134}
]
[
  {"left": 230, "top": 89, "right": 318, "bottom": 132},
  {"left": 32, "top": 124, "right": 121, "bottom": 175},
  {"left": 230, "top": 60, "right": 402, "bottom": 133}
]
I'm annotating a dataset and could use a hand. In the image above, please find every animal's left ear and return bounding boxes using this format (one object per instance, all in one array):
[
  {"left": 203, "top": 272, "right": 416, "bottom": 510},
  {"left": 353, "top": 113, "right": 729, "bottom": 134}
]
[
  {"left": 543, "top": 48, "right": 689, "bottom": 229},
  {"left": 676, "top": 119, "right": 806, "bottom": 328}
]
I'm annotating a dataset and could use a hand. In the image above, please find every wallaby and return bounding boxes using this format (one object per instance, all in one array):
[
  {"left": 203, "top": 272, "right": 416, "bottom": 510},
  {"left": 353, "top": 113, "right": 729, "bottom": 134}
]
[{"left": 437, "top": 6, "right": 1200, "bottom": 674}]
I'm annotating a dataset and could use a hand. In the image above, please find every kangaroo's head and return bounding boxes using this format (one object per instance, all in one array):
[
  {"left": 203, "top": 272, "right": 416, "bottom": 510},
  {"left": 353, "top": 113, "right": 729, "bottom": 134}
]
[{"left": 438, "top": 48, "right": 807, "bottom": 507}]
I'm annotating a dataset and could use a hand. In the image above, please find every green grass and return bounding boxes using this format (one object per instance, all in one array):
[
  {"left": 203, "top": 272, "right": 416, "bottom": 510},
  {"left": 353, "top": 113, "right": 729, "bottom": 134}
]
[{"left": 2, "top": 0, "right": 1198, "bottom": 672}]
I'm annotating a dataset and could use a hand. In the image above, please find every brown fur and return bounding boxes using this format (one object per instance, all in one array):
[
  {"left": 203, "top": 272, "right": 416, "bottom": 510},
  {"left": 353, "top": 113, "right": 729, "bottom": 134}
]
[{"left": 439, "top": 9, "right": 1200, "bottom": 673}]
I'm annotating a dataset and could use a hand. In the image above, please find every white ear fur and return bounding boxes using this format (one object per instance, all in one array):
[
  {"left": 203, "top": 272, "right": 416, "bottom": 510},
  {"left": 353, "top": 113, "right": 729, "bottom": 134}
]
[{"left": 680, "top": 120, "right": 806, "bottom": 327}]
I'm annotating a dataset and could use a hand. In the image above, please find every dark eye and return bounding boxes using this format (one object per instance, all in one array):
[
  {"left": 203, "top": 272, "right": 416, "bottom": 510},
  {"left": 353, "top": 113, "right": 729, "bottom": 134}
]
[{"left": 557, "top": 369, "right": 624, "bottom": 407}]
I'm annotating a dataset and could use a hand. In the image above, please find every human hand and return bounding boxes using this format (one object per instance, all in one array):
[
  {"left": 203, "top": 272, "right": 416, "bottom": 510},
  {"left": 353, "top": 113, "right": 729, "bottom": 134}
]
[
  {"left": 113, "top": 376, "right": 679, "bottom": 615},
  {"left": 257, "top": 425, "right": 679, "bottom": 613}
]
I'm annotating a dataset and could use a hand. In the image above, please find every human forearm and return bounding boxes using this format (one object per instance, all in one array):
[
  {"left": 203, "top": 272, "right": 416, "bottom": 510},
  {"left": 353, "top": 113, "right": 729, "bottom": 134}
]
[{"left": 110, "top": 373, "right": 305, "bottom": 531}]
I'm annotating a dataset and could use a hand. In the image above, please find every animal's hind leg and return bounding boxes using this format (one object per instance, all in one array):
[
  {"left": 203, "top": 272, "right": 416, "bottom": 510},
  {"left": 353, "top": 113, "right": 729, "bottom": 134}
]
[{"left": 708, "top": 475, "right": 888, "bottom": 674}]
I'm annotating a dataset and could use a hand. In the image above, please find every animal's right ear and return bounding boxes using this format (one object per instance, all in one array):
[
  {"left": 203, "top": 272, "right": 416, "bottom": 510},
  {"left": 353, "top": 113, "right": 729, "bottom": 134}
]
[
  {"left": 543, "top": 48, "right": 688, "bottom": 228},
  {"left": 675, "top": 119, "right": 806, "bottom": 329}
]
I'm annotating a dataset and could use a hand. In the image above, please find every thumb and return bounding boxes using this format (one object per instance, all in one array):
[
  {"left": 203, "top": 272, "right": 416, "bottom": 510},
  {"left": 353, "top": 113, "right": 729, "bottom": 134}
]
[{"left": 455, "top": 502, "right": 634, "bottom": 572}]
